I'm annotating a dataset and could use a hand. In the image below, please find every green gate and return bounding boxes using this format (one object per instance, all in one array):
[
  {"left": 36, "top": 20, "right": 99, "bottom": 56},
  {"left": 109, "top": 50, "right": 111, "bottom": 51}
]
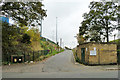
[{"left": 81, "top": 48, "right": 85, "bottom": 64}]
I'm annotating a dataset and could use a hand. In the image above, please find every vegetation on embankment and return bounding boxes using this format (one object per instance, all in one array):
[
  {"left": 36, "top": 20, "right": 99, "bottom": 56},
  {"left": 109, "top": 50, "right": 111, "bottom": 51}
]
[
  {"left": 2, "top": 22, "right": 64, "bottom": 65},
  {"left": 39, "top": 37, "right": 64, "bottom": 60},
  {"left": 72, "top": 48, "right": 80, "bottom": 63},
  {"left": 110, "top": 39, "right": 120, "bottom": 52},
  {"left": 110, "top": 39, "right": 120, "bottom": 44},
  {"left": 1, "top": 2, "right": 62, "bottom": 65}
]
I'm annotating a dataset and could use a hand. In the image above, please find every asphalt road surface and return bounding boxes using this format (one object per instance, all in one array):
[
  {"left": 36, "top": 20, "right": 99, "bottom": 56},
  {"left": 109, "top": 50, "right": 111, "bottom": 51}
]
[{"left": 2, "top": 50, "right": 119, "bottom": 78}]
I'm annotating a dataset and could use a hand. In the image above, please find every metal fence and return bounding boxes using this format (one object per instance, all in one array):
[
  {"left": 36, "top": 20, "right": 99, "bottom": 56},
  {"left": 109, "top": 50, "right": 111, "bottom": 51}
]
[
  {"left": 2, "top": 50, "right": 50, "bottom": 63},
  {"left": 24, "top": 50, "right": 50, "bottom": 62}
]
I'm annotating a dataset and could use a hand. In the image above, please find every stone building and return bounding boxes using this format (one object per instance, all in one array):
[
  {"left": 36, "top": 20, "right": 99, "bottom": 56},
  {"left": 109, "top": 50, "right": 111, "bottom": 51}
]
[{"left": 76, "top": 42, "right": 117, "bottom": 65}]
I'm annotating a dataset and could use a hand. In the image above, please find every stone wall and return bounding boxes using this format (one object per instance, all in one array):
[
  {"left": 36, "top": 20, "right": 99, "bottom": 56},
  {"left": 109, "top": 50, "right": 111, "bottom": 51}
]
[{"left": 77, "top": 42, "right": 117, "bottom": 65}]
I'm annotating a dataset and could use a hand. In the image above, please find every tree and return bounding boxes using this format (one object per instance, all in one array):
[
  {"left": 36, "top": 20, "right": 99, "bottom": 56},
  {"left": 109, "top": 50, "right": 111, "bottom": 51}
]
[
  {"left": 77, "top": 34, "right": 85, "bottom": 44},
  {"left": 79, "top": 1, "right": 119, "bottom": 42},
  {"left": 21, "top": 34, "right": 31, "bottom": 44},
  {"left": 26, "top": 28, "right": 41, "bottom": 42},
  {"left": 2, "top": 22, "right": 19, "bottom": 53},
  {"left": 1, "top": 2, "right": 47, "bottom": 27},
  {"left": 2, "top": 22, "right": 20, "bottom": 62}
]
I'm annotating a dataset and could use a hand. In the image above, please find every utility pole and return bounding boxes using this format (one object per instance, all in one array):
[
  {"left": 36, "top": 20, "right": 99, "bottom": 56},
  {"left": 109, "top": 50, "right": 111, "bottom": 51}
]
[
  {"left": 60, "top": 38, "right": 62, "bottom": 47},
  {"left": 59, "top": 38, "right": 62, "bottom": 51},
  {"left": 56, "top": 17, "right": 58, "bottom": 44}
]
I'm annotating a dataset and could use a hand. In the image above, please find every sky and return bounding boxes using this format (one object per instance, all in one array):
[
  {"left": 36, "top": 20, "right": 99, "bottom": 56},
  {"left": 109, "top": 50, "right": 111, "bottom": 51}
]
[
  {"left": 42, "top": 0, "right": 92, "bottom": 49},
  {"left": 42, "top": 0, "right": 119, "bottom": 48},
  {"left": 7, "top": 0, "right": 119, "bottom": 48}
]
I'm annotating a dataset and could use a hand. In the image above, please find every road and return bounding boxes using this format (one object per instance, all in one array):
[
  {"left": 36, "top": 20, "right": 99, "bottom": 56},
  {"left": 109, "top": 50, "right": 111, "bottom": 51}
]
[{"left": 2, "top": 50, "right": 118, "bottom": 78}]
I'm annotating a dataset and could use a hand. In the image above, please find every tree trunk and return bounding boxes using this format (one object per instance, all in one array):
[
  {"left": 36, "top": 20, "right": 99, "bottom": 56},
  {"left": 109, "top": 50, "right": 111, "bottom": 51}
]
[
  {"left": 106, "top": 30, "right": 109, "bottom": 42},
  {"left": 106, "top": 21, "right": 109, "bottom": 42}
]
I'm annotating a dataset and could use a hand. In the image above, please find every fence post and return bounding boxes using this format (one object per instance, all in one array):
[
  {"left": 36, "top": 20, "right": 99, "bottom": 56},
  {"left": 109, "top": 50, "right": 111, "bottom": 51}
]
[
  {"left": 7, "top": 52, "right": 10, "bottom": 63},
  {"left": 38, "top": 51, "right": 39, "bottom": 58},
  {"left": 7, "top": 52, "right": 8, "bottom": 63},
  {"left": 33, "top": 51, "right": 34, "bottom": 61},
  {"left": 28, "top": 52, "right": 30, "bottom": 62},
  {"left": 23, "top": 51, "right": 25, "bottom": 62}
]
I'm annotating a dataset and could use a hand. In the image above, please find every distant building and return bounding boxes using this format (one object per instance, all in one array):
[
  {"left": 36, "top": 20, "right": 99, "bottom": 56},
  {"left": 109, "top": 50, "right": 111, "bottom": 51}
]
[{"left": 0, "top": 16, "right": 9, "bottom": 23}]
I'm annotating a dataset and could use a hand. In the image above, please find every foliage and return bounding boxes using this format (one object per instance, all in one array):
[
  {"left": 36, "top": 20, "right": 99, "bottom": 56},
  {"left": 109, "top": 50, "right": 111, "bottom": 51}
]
[
  {"left": 27, "top": 28, "right": 41, "bottom": 42},
  {"left": 1, "top": 2, "right": 47, "bottom": 27},
  {"left": 2, "top": 22, "right": 20, "bottom": 54},
  {"left": 1, "top": 2, "right": 64, "bottom": 64},
  {"left": 110, "top": 39, "right": 120, "bottom": 44},
  {"left": 79, "top": 1, "right": 119, "bottom": 43},
  {"left": 77, "top": 34, "right": 86, "bottom": 44},
  {"left": 21, "top": 33, "right": 31, "bottom": 44}
]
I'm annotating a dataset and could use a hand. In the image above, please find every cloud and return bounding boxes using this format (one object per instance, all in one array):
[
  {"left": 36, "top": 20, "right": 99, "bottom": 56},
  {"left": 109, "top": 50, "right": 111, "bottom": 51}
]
[
  {"left": 42, "top": 0, "right": 91, "bottom": 48},
  {"left": 42, "top": 0, "right": 118, "bottom": 48}
]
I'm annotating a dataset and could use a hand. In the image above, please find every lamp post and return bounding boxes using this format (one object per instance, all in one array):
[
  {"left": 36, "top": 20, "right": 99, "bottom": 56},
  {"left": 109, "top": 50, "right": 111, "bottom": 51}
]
[{"left": 56, "top": 17, "right": 58, "bottom": 44}]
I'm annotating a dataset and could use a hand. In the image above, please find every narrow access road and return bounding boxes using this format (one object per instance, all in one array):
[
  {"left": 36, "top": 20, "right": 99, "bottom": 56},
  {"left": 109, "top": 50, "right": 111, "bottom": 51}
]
[{"left": 2, "top": 50, "right": 118, "bottom": 78}]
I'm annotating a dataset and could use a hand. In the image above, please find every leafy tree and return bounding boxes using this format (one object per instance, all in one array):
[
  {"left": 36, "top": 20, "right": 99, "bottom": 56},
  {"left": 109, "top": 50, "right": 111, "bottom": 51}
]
[
  {"left": 26, "top": 28, "right": 41, "bottom": 42},
  {"left": 79, "top": 1, "right": 119, "bottom": 42},
  {"left": 21, "top": 34, "right": 31, "bottom": 44},
  {"left": 1, "top": 2, "right": 47, "bottom": 27},
  {"left": 77, "top": 34, "right": 85, "bottom": 44},
  {"left": 2, "top": 22, "right": 19, "bottom": 53},
  {"left": 2, "top": 22, "right": 20, "bottom": 62}
]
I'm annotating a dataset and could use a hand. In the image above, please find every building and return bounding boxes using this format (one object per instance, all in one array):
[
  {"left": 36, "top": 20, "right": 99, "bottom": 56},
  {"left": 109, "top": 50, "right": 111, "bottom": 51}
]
[
  {"left": 0, "top": 16, "right": 9, "bottom": 23},
  {"left": 76, "top": 42, "right": 117, "bottom": 65}
]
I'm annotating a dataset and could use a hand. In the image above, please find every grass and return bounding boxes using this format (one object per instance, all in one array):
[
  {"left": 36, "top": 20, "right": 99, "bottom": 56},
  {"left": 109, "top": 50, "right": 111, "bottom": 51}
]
[
  {"left": 31, "top": 41, "right": 44, "bottom": 51},
  {"left": 2, "top": 38, "right": 64, "bottom": 65},
  {"left": 110, "top": 39, "right": 120, "bottom": 44},
  {"left": 72, "top": 48, "right": 80, "bottom": 63}
]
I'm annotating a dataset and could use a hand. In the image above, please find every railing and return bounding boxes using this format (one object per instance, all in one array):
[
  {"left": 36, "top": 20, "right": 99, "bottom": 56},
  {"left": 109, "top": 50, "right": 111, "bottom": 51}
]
[{"left": 2, "top": 50, "right": 50, "bottom": 64}]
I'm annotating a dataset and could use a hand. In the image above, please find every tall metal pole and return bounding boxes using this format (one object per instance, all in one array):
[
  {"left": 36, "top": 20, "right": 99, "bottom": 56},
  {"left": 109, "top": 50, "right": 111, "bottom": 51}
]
[
  {"left": 59, "top": 38, "right": 62, "bottom": 51},
  {"left": 56, "top": 17, "right": 58, "bottom": 44},
  {"left": 60, "top": 38, "right": 62, "bottom": 47}
]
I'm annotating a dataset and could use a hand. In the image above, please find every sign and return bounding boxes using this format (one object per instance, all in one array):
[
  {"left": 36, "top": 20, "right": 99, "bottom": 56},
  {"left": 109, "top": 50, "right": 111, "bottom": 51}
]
[
  {"left": 94, "top": 47, "right": 96, "bottom": 50},
  {"left": 90, "top": 50, "right": 96, "bottom": 56}
]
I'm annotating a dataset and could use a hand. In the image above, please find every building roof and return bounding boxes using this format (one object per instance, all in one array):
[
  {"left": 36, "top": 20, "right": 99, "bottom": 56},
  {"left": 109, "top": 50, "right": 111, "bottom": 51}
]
[{"left": 79, "top": 42, "right": 116, "bottom": 45}]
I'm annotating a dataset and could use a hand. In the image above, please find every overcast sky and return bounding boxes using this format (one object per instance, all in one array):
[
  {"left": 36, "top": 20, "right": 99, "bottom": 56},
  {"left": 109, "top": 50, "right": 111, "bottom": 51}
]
[{"left": 41, "top": 0, "right": 119, "bottom": 48}]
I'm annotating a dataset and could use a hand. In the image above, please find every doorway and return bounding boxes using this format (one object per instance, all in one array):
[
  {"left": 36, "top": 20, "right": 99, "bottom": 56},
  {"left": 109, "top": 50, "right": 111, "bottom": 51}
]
[{"left": 81, "top": 48, "right": 85, "bottom": 63}]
